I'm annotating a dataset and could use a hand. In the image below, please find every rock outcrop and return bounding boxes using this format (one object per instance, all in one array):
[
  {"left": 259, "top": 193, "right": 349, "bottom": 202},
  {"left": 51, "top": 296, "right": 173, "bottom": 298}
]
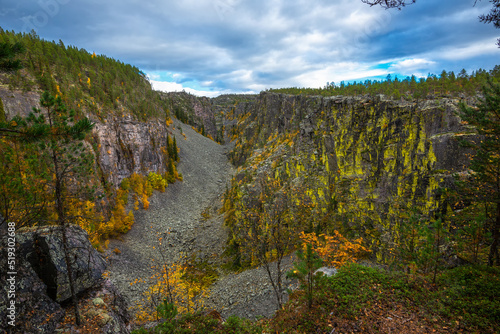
[
  {"left": 0, "top": 87, "right": 41, "bottom": 119},
  {"left": 56, "top": 278, "right": 131, "bottom": 334},
  {"left": 17, "top": 225, "right": 106, "bottom": 302},
  {"left": 0, "top": 225, "right": 129, "bottom": 333},
  {"left": 94, "top": 116, "right": 171, "bottom": 188},
  {"left": 0, "top": 239, "right": 64, "bottom": 333}
]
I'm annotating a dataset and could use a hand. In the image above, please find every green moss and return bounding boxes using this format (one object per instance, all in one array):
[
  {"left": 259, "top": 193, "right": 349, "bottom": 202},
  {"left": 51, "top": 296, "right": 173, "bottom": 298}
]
[{"left": 223, "top": 95, "right": 468, "bottom": 267}]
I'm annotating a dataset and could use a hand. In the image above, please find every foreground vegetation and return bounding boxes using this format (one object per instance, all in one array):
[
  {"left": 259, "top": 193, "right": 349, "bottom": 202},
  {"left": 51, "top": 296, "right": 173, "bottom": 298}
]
[{"left": 131, "top": 263, "right": 499, "bottom": 333}]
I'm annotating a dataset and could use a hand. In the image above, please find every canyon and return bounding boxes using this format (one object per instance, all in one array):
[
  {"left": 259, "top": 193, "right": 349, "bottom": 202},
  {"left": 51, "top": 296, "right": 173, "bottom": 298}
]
[{"left": 0, "top": 87, "right": 476, "bottom": 332}]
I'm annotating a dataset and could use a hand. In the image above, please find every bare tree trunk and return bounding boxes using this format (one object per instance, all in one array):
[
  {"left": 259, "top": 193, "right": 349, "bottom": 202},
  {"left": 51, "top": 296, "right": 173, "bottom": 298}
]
[
  {"left": 261, "top": 260, "right": 283, "bottom": 309},
  {"left": 53, "top": 149, "right": 81, "bottom": 325},
  {"left": 488, "top": 203, "right": 500, "bottom": 266},
  {"left": 433, "top": 222, "right": 441, "bottom": 284},
  {"left": 307, "top": 269, "right": 313, "bottom": 309},
  {"left": 276, "top": 259, "right": 283, "bottom": 308}
]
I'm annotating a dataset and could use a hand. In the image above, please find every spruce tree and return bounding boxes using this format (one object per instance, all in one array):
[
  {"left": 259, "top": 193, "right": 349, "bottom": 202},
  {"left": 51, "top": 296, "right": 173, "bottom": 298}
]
[
  {"left": 287, "top": 243, "right": 323, "bottom": 309},
  {"left": 458, "top": 79, "right": 500, "bottom": 265}
]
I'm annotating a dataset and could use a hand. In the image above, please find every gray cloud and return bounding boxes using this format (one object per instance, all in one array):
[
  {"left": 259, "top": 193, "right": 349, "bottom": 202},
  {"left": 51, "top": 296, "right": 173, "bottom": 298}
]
[{"left": 0, "top": 0, "right": 498, "bottom": 95}]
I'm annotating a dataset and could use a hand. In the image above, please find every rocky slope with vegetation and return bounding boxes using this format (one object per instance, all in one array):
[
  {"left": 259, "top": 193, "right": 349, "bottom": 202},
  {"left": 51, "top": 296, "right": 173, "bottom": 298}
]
[{"left": 0, "top": 30, "right": 188, "bottom": 249}]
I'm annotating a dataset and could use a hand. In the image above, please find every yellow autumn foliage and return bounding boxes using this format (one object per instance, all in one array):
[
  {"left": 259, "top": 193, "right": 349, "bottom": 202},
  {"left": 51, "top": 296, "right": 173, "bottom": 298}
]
[{"left": 132, "top": 261, "right": 210, "bottom": 323}]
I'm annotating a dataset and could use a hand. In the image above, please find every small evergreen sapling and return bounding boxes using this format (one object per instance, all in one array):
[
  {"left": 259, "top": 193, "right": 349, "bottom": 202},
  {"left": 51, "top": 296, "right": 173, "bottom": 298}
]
[{"left": 287, "top": 243, "right": 323, "bottom": 309}]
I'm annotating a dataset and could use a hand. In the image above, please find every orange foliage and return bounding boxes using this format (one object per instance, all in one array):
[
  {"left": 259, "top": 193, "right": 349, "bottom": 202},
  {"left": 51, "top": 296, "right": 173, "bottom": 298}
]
[
  {"left": 300, "top": 231, "right": 370, "bottom": 268},
  {"left": 132, "top": 259, "right": 210, "bottom": 322},
  {"left": 66, "top": 199, "right": 104, "bottom": 248},
  {"left": 142, "top": 193, "right": 149, "bottom": 210}
]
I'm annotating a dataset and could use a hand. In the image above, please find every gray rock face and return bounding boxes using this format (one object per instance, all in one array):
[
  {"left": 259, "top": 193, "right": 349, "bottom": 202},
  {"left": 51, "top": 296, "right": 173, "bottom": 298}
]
[
  {"left": 0, "top": 238, "right": 64, "bottom": 333},
  {"left": 17, "top": 225, "right": 106, "bottom": 303},
  {"left": 0, "top": 86, "right": 174, "bottom": 195},
  {"left": 315, "top": 267, "right": 338, "bottom": 277},
  {"left": 226, "top": 92, "right": 478, "bottom": 261},
  {"left": 0, "top": 88, "right": 41, "bottom": 119},
  {"left": 94, "top": 116, "right": 171, "bottom": 187}
]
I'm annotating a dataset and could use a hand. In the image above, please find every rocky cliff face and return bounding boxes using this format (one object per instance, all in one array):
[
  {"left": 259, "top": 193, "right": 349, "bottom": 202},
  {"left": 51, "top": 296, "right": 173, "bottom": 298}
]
[
  {"left": 223, "top": 92, "right": 476, "bottom": 262},
  {"left": 161, "top": 92, "right": 259, "bottom": 144},
  {"left": 161, "top": 91, "right": 218, "bottom": 139},
  {"left": 93, "top": 116, "right": 171, "bottom": 188},
  {"left": 212, "top": 94, "right": 258, "bottom": 143},
  {"left": 1, "top": 86, "right": 476, "bottom": 261},
  {"left": 0, "top": 86, "right": 41, "bottom": 118},
  {"left": 0, "top": 87, "right": 173, "bottom": 191}
]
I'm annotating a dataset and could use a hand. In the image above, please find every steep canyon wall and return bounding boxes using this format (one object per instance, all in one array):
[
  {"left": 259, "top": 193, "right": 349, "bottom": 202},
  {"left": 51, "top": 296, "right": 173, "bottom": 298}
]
[{"left": 224, "top": 92, "right": 476, "bottom": 262}]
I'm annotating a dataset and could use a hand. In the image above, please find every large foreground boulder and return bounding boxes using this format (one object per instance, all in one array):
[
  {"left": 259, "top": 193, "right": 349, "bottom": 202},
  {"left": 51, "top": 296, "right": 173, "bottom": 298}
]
[
  {"left": 0, "top": 224, "right": 112, "bottom": 333},
  {"left": 0, "top": 241, "right": 64, "bottom": 333},
  {"left": 18, "top": 224, "right": 107, "bottom": 302}
]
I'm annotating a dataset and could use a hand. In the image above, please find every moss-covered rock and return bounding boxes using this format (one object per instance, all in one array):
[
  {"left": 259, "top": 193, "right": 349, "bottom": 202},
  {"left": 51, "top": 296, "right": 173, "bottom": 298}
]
[{"left": 222, "top": 93, "right": 477, "bottom": 263}]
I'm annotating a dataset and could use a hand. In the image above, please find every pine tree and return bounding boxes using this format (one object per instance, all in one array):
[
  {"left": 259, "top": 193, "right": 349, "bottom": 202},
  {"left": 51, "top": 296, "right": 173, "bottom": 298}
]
[
  {"left": 22, "top": 92, "right": 94, "bottom": 324},
  {"left": 173, "top": 135, "right": 179, "bottom": 161},
  {"left": 167, "top": 158, "right": 175, "bottom": 183},
  {"left": 0, "top": 41, "right": 25, "bottom": 72},
  {"left": 458, "top": 79, "right": 500, "bottom": 265}
]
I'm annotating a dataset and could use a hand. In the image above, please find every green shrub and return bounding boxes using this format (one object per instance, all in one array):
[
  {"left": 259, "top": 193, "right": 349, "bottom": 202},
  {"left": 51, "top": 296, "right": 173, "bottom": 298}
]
[
  {"left": 148, "top": 172, "right": 168, "bottom": 192},
  {"left": 120, "top": 178, "right": 130, "bottom": 191},
  {"left": 222, "top": 315, "right": 262, "bottom": 334},
  {"left": 431, "top": 265, "right": 500, "bottom": 331}
]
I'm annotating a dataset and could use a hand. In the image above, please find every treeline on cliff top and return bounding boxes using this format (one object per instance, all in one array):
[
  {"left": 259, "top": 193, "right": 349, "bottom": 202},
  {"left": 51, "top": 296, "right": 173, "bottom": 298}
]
[
  {"left": 269, "top": 66, "right": 500, "bottom": 99},
  {"left": 0, "top": 28, "right": 217, "bottom": 139}
]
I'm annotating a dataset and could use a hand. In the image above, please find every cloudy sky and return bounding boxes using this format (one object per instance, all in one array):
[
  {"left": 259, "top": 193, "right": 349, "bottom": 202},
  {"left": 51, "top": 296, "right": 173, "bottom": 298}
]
[{"left": 1, "top": 0, "right": 498, "bottom": 97}]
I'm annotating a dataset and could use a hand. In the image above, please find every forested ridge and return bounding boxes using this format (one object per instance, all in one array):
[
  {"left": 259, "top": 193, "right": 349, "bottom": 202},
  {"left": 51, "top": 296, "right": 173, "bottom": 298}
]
[
  {"left": 269, "top": 66, "right": 500, "bottom": 99},
  {"left": 0, "top": 29, "right": 167, "bottom": 121},
  {"left": 0, "top": 29, "right": 185, "bottom": 251}
]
